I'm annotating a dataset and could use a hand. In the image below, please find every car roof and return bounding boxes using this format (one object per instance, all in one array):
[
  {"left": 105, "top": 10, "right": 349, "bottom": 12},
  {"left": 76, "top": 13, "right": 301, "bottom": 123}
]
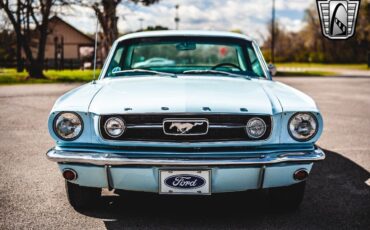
[{"left": 116, "top": 30, "right": 254, "bottom": 43}]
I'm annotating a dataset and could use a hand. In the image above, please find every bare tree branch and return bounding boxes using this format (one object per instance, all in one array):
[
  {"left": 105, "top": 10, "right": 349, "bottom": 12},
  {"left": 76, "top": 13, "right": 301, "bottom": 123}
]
[
  {"left": 1, "top": 0, "right": 63, "bottom": 78},
  {"left": 85, "top": 0, "right": 159, "bottom": 59},
  {"left": 24, "top": 1, "right": 41, "bottom": 29}
]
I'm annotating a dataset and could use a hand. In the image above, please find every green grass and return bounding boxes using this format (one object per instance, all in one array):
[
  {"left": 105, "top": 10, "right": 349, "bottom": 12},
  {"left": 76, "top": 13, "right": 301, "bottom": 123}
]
[
  {"left": 276, "top": 63, "right": 369, "bottom": 70},
  {"left": 276, "top": 70, "right": 337, "bottom": 77},
  {"left": 0, "top": 64, "right": 368, "bottom": 85},
  {"left": 0, "top": 69, "right": 100, "bottom": 85}
]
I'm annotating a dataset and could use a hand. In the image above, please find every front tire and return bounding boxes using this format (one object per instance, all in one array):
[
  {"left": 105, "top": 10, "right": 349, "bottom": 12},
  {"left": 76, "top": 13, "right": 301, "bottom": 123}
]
[
  {"left": 65, "top": 181, "right": 101, "bottom": 209},
  {"left": 268, "top": 181, "right": 306, "bottom": 211}
]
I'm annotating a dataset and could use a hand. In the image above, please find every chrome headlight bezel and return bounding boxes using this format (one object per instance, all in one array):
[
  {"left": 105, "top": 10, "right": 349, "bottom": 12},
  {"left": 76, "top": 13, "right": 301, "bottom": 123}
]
[
  {"left": 104, "top": 117, "right": 126, "bottom": 138},
  {"left": 53, "top": 112, "right": 84, "bottom": 141},
  {"left": 288, "top": 112, "right": 318, "bottom": 142},
  {"left": 246, "top": 117, "right": 267, "bottom": 139}
]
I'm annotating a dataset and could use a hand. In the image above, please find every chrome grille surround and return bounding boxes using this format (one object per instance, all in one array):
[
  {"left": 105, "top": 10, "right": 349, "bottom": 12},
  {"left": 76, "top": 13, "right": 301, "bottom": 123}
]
[{"left": 99, "top": 114, "right": 272, "bottom": 142}]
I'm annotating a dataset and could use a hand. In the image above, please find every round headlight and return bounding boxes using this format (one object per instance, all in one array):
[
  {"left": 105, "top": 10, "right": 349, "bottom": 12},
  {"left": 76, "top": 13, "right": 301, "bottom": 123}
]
[
  {"left": 54, "top": 112, "right": 83, "bottom": 141},
  {"left": 104, "top": 117, "right": 126, "bottom": 137},
  {"left": 288, "top": 112, "right": 318, "bottom": 141},
  {"left": 246, "top": 117, "right": 267, "bottom": 139}
]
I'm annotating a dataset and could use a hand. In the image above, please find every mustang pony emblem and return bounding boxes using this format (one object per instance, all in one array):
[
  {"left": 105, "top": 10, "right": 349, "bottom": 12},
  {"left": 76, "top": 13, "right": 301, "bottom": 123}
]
[
  {"left": 163, "top": 119, "right": 209, "bottom": 135},
  {"left": 169, "top": 122, "right": 203, "bottom": 134}
]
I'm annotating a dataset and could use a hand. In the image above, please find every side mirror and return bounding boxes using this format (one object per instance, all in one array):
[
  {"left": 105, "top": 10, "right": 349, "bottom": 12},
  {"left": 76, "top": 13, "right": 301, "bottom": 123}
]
[{"left": 268, "top": 64, "right": 277, "bottom": 76}]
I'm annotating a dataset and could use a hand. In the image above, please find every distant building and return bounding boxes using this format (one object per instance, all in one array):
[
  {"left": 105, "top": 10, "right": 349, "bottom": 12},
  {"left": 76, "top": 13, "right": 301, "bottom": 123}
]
[{"left": 23, "top": 16, "right": 96, "bottom": 69}]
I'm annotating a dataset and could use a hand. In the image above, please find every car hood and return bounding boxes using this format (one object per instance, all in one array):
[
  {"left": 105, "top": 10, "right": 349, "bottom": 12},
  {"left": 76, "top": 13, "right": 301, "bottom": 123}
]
[{"left": 88, "top": 76, "right": 282, "bottom": 115}]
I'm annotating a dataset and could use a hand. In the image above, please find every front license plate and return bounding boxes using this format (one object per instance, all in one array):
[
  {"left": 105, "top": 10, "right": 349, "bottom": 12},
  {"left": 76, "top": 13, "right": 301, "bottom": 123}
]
[{"left": 159, "top": 170, "right": 211, "bottom": 195}]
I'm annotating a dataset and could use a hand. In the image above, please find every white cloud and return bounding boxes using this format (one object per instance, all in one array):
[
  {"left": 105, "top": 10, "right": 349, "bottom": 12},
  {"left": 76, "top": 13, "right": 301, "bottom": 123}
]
[
  {"left": 278, "top": 17, "right": 308, "bottom": 32},
  {"left": 60, "top": 0, "right": 310, "bottom": 42},
  {"left": 275, "top": 0, "right": 311, "bottom": 10}
]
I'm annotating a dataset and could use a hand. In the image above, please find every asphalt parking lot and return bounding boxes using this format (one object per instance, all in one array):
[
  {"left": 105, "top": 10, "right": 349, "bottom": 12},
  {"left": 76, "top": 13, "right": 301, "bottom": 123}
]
[{"left": 0, "top": 77, "right": 369, "bottom": 229}]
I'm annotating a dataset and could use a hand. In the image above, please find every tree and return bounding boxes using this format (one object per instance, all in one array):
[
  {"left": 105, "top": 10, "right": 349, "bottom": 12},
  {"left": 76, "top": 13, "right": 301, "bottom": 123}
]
[
  {"left": 0, "top": 0, "right": 70, "bottom": 78},
  {"left": 83, "top": 0, "right": 159, "bottom": 59},
  {"left": 0, "top": 10, "right": 16, "bottom": 68},
  {"left": 262, "top": 2, "right": 369, "bottom": 63},
  {"left": 138, "top": 25, "right": 168, "bottom": 32}
]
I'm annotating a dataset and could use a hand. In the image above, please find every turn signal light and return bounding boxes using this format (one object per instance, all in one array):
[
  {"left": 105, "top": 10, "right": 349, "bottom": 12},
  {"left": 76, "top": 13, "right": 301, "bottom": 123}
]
[
  {"left": 293, "top": 169, "right": 308, "bottom": 181},
  {"left": 62, "top": 169, "right": 77, "bottom": 181}
]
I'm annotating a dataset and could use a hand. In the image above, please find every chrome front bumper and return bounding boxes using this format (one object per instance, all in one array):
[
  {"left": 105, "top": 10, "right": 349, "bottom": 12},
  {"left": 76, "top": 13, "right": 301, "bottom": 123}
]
[{"left": 46, "top": 147, "right": 325, "bottom": 166}]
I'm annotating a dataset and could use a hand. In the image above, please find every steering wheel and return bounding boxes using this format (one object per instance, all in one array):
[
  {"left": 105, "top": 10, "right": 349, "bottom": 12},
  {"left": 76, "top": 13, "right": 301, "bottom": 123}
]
[{"left": 211, "top": 63, "right": 242, "bottom": 71}]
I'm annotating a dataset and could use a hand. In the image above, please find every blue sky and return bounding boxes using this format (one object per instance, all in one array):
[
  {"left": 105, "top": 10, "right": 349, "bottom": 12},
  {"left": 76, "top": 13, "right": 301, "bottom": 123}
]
[{"left": 64, "top": 0, "right": 313, "bottom": 43}]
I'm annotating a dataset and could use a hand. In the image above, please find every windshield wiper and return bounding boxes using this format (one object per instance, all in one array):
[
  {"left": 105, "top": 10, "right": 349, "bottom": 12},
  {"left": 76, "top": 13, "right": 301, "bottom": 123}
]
[
  {"left": 182, "top": 70, "right": 251, "bottom": 80},
  {"left": 112, "top": 69, "right": 177, "bottom": 78}
]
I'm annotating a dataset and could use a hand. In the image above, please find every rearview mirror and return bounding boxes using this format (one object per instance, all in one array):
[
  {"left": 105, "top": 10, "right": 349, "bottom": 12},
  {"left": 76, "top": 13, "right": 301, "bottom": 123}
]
[
  {"left": 176, "top": 42, "right": 196, "bottom": 51},
  {"left": 268, "top": 64, "right": 277, "bottom": 76}
]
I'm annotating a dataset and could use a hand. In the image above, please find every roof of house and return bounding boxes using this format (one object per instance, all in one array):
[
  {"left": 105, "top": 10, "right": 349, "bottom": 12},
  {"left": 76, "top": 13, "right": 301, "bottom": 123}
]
[{"left": 49, "top": 16, "right": 94, "bottom": 43}]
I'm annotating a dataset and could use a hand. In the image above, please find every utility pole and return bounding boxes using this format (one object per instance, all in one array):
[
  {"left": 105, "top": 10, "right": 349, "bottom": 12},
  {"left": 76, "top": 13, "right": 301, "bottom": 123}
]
[
  {"left": 174, "top": 4, "right": 180, "bottom": 30},
  {"left": 271, "top": 0, "right": 275, "bottom": 63},
  {"left": 138, "top": 18, "right": 144, "bottom": 31}
]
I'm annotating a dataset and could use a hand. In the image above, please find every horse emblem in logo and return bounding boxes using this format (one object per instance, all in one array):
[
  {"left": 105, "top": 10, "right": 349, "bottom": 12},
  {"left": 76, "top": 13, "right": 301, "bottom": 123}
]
[
  {"left": 163, "top": 119, "right": 209, "bottom": 136},
  {"left": 316, "top": 0, "right": 360, "bottom": 39},
  {"left": 169, "top": 122, "right": 203, "bottom": 134}
]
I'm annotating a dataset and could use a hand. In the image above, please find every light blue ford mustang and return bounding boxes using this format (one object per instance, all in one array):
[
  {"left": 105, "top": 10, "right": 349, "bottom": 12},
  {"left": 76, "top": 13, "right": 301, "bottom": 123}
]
[{"left": 46, "top": 31, "right": 325, "bottom": 210}]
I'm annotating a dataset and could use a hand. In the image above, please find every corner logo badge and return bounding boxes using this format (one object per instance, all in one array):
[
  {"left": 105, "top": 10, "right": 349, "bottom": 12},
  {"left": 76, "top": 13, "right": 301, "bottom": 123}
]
[{"left": 317, "top": 0, "right": 360, "bottom": 39}]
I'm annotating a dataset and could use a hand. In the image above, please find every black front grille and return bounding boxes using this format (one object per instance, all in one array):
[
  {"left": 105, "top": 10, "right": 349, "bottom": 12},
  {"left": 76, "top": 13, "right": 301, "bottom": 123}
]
[{"left": 99, "top": 114, "right": 272, "bottom": 142}]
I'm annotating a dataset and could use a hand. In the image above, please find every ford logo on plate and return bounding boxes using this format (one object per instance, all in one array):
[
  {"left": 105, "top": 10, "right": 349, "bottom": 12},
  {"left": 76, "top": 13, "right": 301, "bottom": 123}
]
[{"left": 164, "top": 174, "right": 206, "bottom": 189}]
